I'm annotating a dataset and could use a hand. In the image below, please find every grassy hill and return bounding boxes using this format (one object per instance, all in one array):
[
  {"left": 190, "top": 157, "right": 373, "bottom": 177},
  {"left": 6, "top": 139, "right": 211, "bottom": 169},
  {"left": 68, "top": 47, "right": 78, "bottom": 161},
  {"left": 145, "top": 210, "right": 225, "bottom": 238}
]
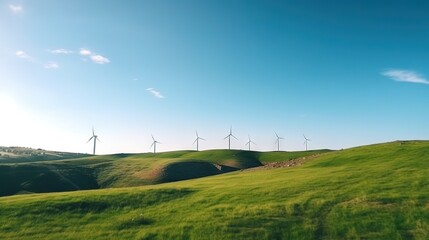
[
  {"left": 0, "top": 146, "right": 89, "bottom": 163},
  {"left": 0, "top": 149, "right": 328, "bottom": 197},
  {"left": 0, "top": 141, "right": 427, "bottom": 239}
]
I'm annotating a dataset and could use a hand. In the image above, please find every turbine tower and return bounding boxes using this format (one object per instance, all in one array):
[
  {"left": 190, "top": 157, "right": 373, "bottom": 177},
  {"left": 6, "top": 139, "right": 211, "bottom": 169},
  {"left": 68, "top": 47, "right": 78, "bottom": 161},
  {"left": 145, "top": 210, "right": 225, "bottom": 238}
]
[
  {"left": 245, "top": 135, "right": 256, "bottom": 151},
  {"left": 224, "top": 127, "right": 238, "bottom": 150},
  {"left": 193, "top": 131, "right": 205, "bottom": 151},
  {"left": 151, "top": 135, "right": 161, "bottom": 153},
  {"left": 87, "top": 128, "right": 100, "bottom": 155},
  {"left": 303, "top": 134, "right": 311, "bottom": 151},
  {"left": 275, "top": 132, "right": 284, "bottom": 151}
]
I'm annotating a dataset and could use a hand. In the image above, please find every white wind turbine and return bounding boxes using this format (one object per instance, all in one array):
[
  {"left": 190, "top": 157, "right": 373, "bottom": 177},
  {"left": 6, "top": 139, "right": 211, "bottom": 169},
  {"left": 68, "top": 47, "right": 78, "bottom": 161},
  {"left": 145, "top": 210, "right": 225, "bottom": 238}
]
[
  {"left": 245, "top": 135, "right": 256, "bottom": 151},
  {"left": 193, "top": 131, "right": 205, "bottom": 151},
  {"left": 224, "top": 127, "right": 238, "bottom": 150},
  {"left": 151, "top": 135, "right": 161, "bottom": 153},
  {"left": 303, "top": 134, "right": 311, "bottom": 151},
  {"left": 275, "top": 132, "right": 284, "bottom": 151},
  {"left": 87, "top": 128, "right": 100, "bottom": 155}
]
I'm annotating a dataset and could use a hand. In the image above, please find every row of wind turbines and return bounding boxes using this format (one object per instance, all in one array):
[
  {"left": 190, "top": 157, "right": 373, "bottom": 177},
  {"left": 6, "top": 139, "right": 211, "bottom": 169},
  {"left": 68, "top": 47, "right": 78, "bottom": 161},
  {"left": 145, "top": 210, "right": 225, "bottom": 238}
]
[{"left": 87, "top": 127, "right": 311, "bottom": 155}]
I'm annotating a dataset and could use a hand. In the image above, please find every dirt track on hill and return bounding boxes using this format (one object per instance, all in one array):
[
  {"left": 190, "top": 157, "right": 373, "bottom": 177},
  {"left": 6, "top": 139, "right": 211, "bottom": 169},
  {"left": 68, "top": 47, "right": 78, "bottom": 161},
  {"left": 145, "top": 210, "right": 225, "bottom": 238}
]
[{"left": 247, "top": 154, "right": 322, "bottom": 171}]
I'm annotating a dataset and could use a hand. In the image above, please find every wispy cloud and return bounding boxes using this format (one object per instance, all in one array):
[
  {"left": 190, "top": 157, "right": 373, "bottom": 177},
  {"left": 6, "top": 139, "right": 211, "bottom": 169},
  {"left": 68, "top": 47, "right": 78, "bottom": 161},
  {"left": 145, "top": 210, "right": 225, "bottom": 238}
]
[
  {"left": 50, "top": 49, "right": 73, "bottom": 54},
  {"left": 90, "top": 55, "right": 110, "bottom": 64},
  {"left": 15, "top": 50, "right": 30, "bottom": 59},
  {"left": 381, "top": 69, "right": 429, "bottom": 85},
  {"left": 9, "top": 4, "right": 22, "bottom": 13},
  {"left": 16, "top": 50, "right": 58, "bottom": 70},
  {"left": 79, "top": 48, "right": 110, "bottom": 64},
  {"left": 146, "top": 88, "right": 164, "bottom": 99},
  {"left": 79, "top": 48, "right": 92, "bottom": 56},
  {"left": 44, "top": 62, "right": 59, "bottom": 69}
]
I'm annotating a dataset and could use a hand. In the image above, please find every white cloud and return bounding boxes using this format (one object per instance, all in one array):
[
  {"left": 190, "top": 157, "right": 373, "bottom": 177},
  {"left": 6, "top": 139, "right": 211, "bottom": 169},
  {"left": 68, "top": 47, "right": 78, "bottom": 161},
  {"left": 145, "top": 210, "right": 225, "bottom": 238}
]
[
  {"left": 15, "top": 50, "right": 30, "bottom": 59},
  {"left": 382, "top": 69, "right": 429, "bottom": 85},
  {"left": 90, "top": 55, "right": 110, "bottom": 64},
  {"left": 44, "top": 62, "right": 59, "bottom": 69},
  {"left": 50, "top": 49, "right": 73, "bottom": 54},
  {"left": 79, "top": 48, "right": 110, "bottom": 64},
  {"left": 9, "top": 4, "right": 22, "bottom": 13},
  {"left": 79, "top": 48, "right": 92, "bottom": 56},
  {"left": 146, "top": 88, "right": 165, "bottom": 99}
]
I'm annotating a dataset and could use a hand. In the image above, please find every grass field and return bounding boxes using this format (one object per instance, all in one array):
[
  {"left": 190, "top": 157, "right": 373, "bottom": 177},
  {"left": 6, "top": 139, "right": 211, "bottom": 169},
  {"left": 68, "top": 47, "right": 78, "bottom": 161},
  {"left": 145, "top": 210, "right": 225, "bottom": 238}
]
[{"left": 0, "top": 141, "right": 427, "bottom": 239}]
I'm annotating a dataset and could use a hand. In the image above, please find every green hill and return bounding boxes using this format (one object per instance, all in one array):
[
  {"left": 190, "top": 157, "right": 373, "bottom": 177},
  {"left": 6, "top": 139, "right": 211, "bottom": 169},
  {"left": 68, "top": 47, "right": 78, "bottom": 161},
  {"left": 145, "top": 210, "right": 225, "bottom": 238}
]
[
  {"left": 0, "top": 149, "right": 328, "bottom": 197},
  {"left": 0, "top": 146, "right": 89, "bottom": 163},
  {"left": 0, "top": 141, "right": 427, "bottom": 239}
]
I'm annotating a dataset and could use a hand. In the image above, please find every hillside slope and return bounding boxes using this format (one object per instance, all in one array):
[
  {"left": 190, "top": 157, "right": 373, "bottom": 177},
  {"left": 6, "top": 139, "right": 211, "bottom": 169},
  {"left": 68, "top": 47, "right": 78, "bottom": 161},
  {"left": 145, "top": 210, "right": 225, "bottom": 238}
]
[
  {"left": 0, "top": 149, "right": 328, "bottom": 196},
  {"left": 0, "top": 146, "right": 89, "bottom": 163},
  {"left": 0, "top": 141, "right": 427, "bottom": 239}
]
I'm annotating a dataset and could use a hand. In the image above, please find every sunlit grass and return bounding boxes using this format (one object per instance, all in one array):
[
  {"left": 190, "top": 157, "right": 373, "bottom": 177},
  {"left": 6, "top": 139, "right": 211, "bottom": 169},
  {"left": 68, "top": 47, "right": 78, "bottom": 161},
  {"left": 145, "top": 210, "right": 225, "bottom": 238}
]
[{"left": 0, "top": 141, "right": 427, "bottom": 239}]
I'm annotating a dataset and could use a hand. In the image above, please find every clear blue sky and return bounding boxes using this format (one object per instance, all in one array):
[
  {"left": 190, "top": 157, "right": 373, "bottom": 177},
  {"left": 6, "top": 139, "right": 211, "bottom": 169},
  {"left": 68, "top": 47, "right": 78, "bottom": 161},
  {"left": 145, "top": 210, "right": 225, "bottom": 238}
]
[{"left": 1, "top": 0, "right": 429, "bottom": 154}]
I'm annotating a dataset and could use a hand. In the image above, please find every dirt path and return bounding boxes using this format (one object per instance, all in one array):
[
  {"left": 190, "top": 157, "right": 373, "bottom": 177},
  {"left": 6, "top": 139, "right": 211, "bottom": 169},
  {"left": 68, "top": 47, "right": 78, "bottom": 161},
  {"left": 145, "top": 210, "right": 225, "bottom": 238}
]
[{"left": 247, "top": 154, "right": 322, "bottom": 171}]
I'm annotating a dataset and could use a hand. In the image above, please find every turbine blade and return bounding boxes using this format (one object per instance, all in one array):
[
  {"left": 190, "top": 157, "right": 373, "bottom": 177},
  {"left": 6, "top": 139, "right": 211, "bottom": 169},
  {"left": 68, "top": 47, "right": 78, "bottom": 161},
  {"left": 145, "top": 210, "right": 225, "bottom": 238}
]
[
  {"left": 97, "top": 137, "right": 100, "bottom": 142},
  {"left": 232, "top": 134, "right": 238, "bottom": 140},
  {"left": 152, "top": 135, "right": 155, "bottom": 141},
  {"left": 200, "top": 137, "right": 206, "bottom": 141},
  {"left": 193, "top": 138, "right": 197, "bottom": 145},
  {"left": 224, "top": 135, "right": 229, "bottom": 140},
  {"left": 87, "top": 136, "right": 94, "bottom": 143},
  {"left": 275, "top": 132, "right": 279, "bottom": 138}
]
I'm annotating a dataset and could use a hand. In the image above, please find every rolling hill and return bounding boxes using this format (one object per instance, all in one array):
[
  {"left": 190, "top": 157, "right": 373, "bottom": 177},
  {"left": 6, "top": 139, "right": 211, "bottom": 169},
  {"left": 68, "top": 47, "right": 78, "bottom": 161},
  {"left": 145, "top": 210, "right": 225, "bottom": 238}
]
[
  {"left": 0, "top": 149, "right": 329, "bottom": 197},
  {"left": 0, "top": 141, "right": 427, "bottom": 239}
]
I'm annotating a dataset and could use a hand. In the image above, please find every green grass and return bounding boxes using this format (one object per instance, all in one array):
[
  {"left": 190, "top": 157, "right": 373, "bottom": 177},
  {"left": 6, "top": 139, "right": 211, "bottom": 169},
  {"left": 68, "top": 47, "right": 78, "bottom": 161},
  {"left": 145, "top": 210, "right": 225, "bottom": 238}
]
[
  {"left": 0, "top": 141, "right": 427, "bottom": 239},
  {"left": 0, "top": 149, "right": 327, "bottom": 196}
]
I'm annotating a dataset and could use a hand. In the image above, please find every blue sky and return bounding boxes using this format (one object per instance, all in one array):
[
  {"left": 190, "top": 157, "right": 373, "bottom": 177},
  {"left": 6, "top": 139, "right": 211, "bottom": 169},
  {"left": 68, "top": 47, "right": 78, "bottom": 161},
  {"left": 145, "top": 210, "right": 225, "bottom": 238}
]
[{"left": 1, "top": 0, "right": 429, "bottom": 154}]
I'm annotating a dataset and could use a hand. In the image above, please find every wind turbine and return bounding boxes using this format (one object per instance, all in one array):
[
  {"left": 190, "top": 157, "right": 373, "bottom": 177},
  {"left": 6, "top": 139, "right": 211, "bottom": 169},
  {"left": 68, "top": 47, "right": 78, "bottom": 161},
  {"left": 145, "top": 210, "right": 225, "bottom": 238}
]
[
  {"left": 151, "top": 135, "right": 161, "bottom": 153},
  {"left": 245, "top": 135, "right": 256, "bottom": 151},
  {"left": 224, "top": 127, "right": 238, "bottom": 150},
  {"left": 87, "top": 128, "right": 100, "bottom": 155},
  {"left": 275, "top": 132, "right": 284, "bottom": 151},
  {"left": 193, "top": 131, "right": 205, "bottom": 151},
  {"left": 303, "top": 134, "right": 311, "bottom": 151}
]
